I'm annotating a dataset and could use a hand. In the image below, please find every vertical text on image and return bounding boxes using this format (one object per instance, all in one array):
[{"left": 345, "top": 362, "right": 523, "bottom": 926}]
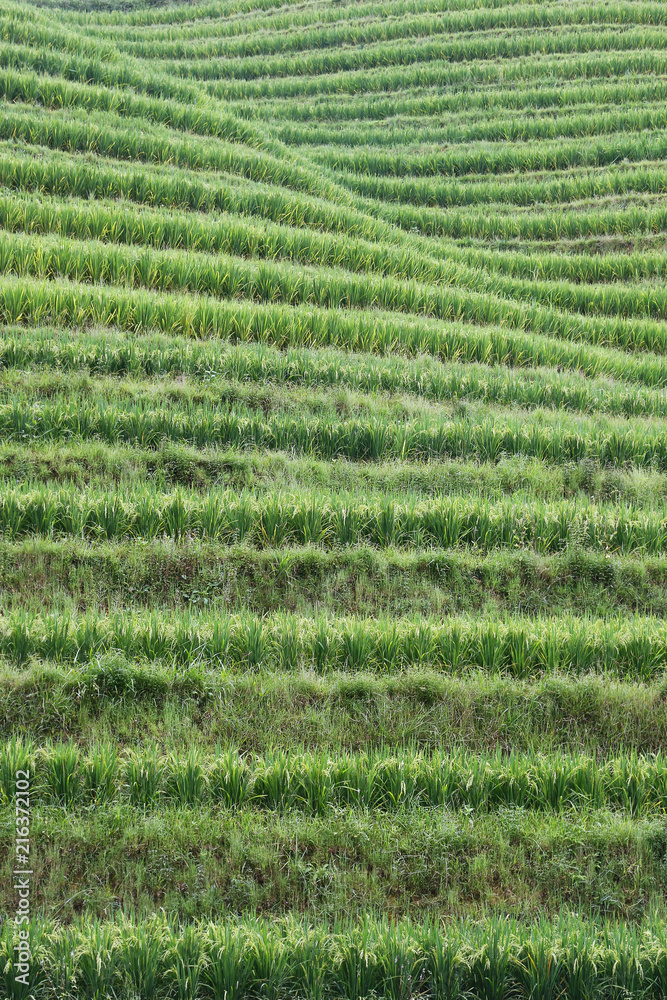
[{"left": 14, "top": 767, "right": 31, "bottom": 987}]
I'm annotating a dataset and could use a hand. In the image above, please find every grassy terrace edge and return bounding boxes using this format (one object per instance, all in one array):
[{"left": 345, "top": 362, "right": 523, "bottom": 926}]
[{"left": 3, "top": 0, "right": 667, "bottom": 989}]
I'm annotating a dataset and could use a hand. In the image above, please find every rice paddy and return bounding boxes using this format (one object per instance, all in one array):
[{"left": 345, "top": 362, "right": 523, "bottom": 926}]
[{"left": 2, "top": 0, "right": 667, "bottom": 994}]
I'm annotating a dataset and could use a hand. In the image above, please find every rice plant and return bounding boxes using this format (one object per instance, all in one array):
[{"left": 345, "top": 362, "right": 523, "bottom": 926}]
[
  {"left": 124, "top": 745, "right": 163, "bottom": 808},
  {"left": 166, "top": 748, "right": 206, "bottom": 806},
  {"left": 82, "top": 744, "right": 117, "bottom": 806},
  {"left": 43, "top": 741, "right": 80, "bottom": 806},
  {"left": 4, "top": 608, "right": 667, "bottom": 679},
  {"left": 3, "top": 0, "right": 667, "bottom": 981},
  {"left": 15, "top": 741, "right": 667, "bottom": 816},
  {"left": 0, "top": 735, "right": 33, "bottom": 804}
]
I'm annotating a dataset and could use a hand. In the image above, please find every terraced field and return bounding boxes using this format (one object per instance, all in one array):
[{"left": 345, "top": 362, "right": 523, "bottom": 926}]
[{"left": 3, "top": 0, "right": 667, "bottom": 995}]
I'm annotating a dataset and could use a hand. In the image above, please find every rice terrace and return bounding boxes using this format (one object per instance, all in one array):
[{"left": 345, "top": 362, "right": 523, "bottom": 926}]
[{"left": 5, "top": 0, "right": 667, "bottom": 994}]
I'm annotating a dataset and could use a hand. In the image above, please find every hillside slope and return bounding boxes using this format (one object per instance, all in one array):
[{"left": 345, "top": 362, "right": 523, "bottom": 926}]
[{"left": 2, "top": 0, "right": 667, "bottom": 995}]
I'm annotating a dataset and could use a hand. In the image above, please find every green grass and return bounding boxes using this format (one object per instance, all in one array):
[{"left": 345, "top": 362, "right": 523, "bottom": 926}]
[
  {"left": 2, "top": 538, "right": 667, "bottom": 618},
  {"left": 4, "top": 480, "right": 667, "bottom": 556},
  {"left": 3, "top": 610, "right": 667, "bottom": 680},
  {"left": 7, "top": 911, "right": 667, "bottom": 999},
  {"left": 2, "top": 0, "right": 667, "bottom": 990},
  {"left": 0, "top": 805, "right": 663, "bottom": 921},
  {"left": 8, "top": 738, "right": 667, "bottom": 816},
  {"left": 6, "top": 659, "right": 667, "bottom": 753}
]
